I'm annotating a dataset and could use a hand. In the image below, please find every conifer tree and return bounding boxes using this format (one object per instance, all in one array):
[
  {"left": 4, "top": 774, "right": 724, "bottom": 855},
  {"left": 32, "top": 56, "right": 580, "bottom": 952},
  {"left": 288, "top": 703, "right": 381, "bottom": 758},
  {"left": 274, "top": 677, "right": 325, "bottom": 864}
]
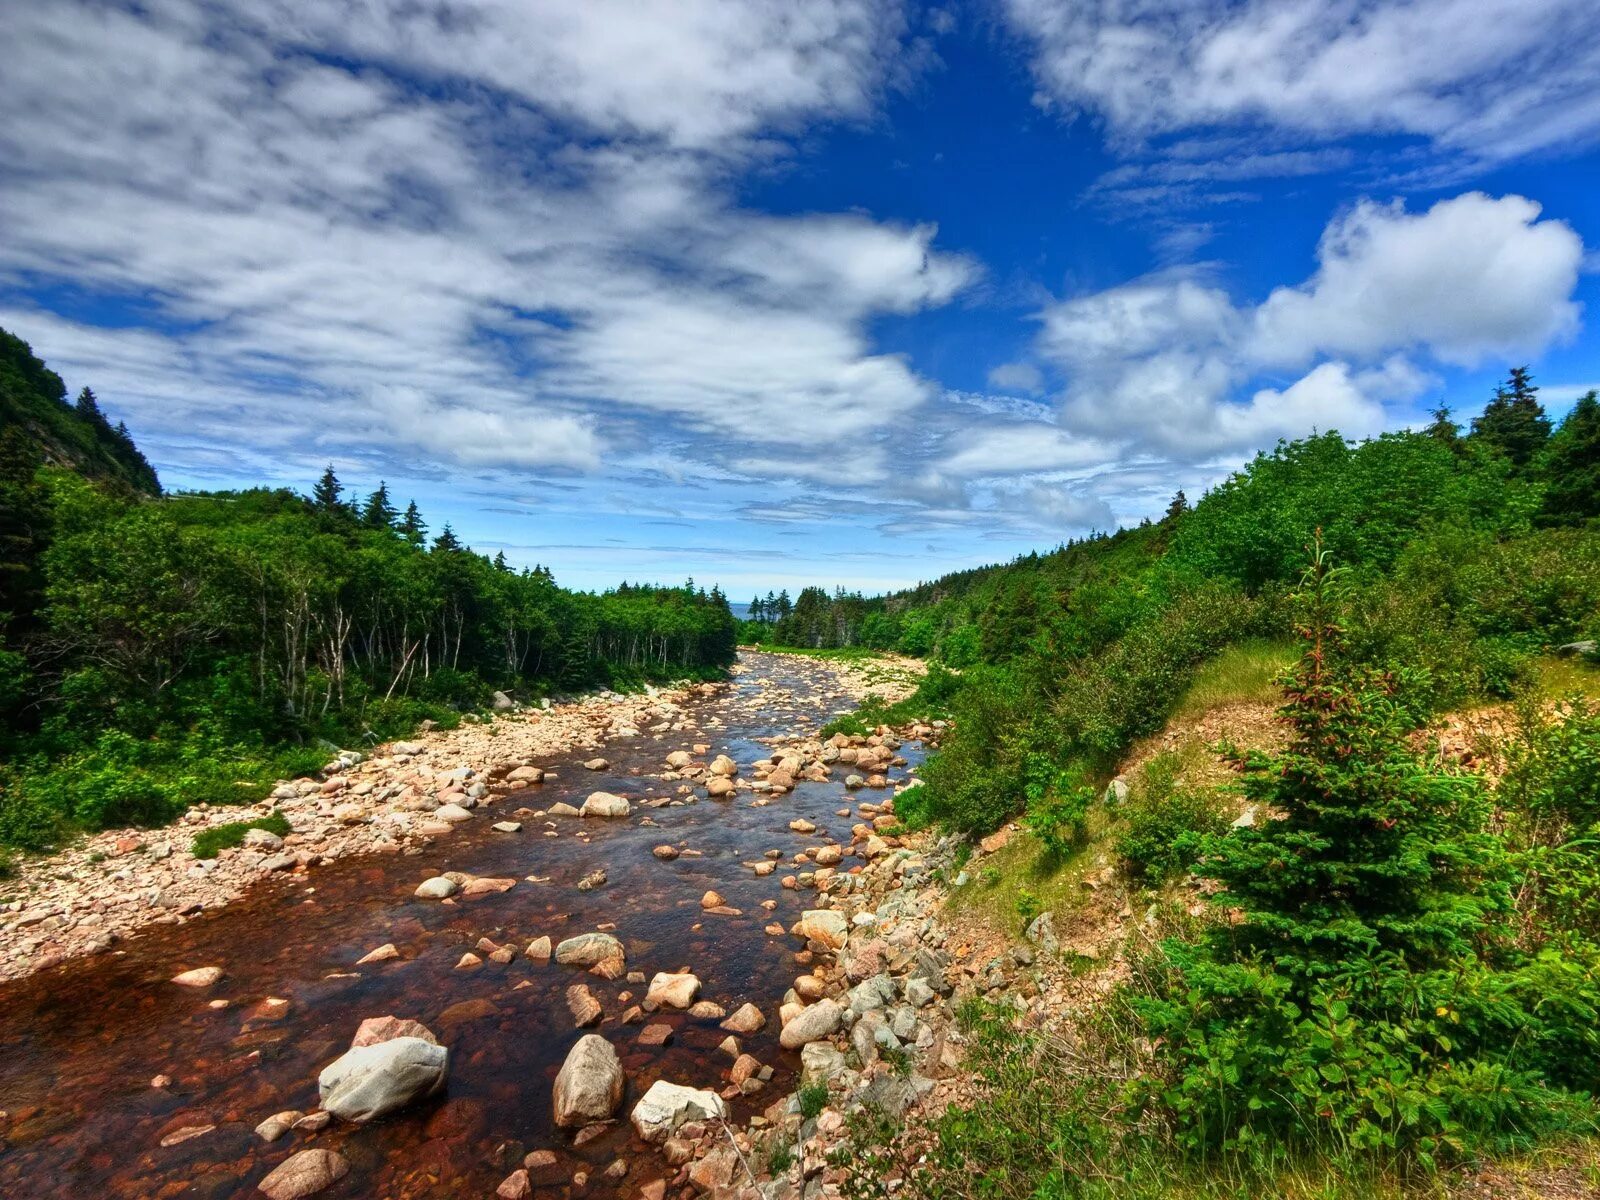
[
  {"left": 400, "top": 500, "right": 426, "bottom": 545},
  {"left": 312, "top": 464, "right": 343, "bottom": 512},
  {"left": 1471, "top": 367, "right": 1551, "bottom": 467},
  {"left": 1543, "top": 391, "right": 1600, "bottom": 522},
  {"left": 433, "top": 523, "right": 462, "bottom": 552},
  {"left": 361, "top": 481, "right": 397, "bottom": 529},
  {"left": 1424, "top": 404, "right": 1462, "bottom": 450},
  {"left": 74, "top": 386, "right": 104, "bottom": 425},
  {"left": 1164, "top": 489, "right": 1189, "bottom": 520}
]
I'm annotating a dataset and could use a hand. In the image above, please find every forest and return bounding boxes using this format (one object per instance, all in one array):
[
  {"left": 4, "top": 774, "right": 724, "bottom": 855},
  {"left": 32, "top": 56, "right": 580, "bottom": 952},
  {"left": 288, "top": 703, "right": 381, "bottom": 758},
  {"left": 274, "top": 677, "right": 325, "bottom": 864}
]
[{"left": 0, "top": 329, "right": 738, "bottom": 850}]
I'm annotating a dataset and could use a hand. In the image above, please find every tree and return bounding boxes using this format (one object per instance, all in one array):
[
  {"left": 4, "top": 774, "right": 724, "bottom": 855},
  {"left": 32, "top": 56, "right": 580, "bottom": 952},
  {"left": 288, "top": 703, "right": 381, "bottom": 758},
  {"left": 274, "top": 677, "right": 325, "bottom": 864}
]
[
  {"left": 400, "top": 500, "right": 426, "bottom": 545},
  {"left": 361, "top": 481, "right": 397, "bottom": 530},
  {"left": 1424, "top": 405, "right": 1462, "bottom": 450},
  {"left": 1543, "top": 391, "right": 1600, "bottom": 522},
  {"left": 1471, "top": 367, "right": 1551, "bottom": 467},
  {"left": 312, "top": 464, "right": 343, "bottom": 512},
  {"left": 74, "top": 386, "right": 104, "bottom": 425},
  {"left": 433, "top": 523, "right": 462, "bottom": 552},
  {"left": 1164, "top": 490, "right": 1189, "bottom": 521}
]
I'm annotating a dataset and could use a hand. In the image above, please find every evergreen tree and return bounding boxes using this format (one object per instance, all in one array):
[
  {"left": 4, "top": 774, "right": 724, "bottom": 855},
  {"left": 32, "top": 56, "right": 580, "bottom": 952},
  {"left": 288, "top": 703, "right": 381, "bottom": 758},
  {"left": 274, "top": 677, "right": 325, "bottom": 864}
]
[
  {"left": 750, "top": 596, "right": 764, "bottom": 622},
  {"left": 0, "top": 427, "right": 48, "bottom": 631},
  {"left": 74, "top": 386, "right": 104, "bottom": 425},
  {"left": 312, "top": 464, "right": 343, "bottom": 512},
  {"left": 1471, "top": 367, "right": 1551, "bottom": 467},
  {"left": 361, "top": 481, "right": 397, "bottom": 529},
  {"left": 433, "top": 523, "right": 462, "bottom": 552},
  {"left": 493, "top": 550, "right": 509, "bottom": 572},
  {"left": 1164, "top": 490, "right": 1189, "bottom": 520},
  {"left": 400, "top": 500, "right": 426, "bottom": 545},
  {"left": 1424, "top": 404, "right": 1462, "bottom": 451},
  {"left": 1543, "top": 390, "right": 1600, "bottom": 522}
]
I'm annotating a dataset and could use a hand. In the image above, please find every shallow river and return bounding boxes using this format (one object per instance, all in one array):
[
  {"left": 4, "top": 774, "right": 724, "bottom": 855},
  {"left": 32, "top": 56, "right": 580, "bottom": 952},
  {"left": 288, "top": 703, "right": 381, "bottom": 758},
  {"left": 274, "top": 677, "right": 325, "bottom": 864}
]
[{"left": 0, "top": 651, "right": 922, "bottom": 1198}]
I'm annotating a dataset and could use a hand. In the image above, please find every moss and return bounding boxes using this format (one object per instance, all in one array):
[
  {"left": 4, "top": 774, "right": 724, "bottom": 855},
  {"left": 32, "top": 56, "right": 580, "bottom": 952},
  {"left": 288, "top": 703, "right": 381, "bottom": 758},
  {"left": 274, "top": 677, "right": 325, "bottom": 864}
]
[{"left": 190, "top": 812, "right": 290, "bottom": 859}]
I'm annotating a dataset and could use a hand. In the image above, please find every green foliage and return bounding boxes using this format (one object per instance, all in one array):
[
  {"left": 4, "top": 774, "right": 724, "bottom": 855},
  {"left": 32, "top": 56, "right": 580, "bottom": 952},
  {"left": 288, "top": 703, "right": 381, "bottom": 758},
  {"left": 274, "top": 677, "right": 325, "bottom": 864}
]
[
  {"left": 191, "top": 812, "right": 291, "bottom": 859},
  {"left": 1116, "top": 754, "right": 1226, "bottom": 885},
  {"left": 1543, "top": 391, "right": 1600, "bottom": 522},
  {"left": 1013, "top": 887, "right": 1042, "bottom": 926},
  {"left": 1022, "top": 767, "right": 1094, "bottom": 860},
  {"left": 765, "top": 1143, "right": 795, "bottom": 1176},
  {"left": 798, "top": 1082, "right": 829, "bottom": 1121},
  {"left": 1136, "top": 544, "right": 1600, "bottom": 1164},
  {"left": 1471, "top": 367, "right": 1551, "bottom": 469}
]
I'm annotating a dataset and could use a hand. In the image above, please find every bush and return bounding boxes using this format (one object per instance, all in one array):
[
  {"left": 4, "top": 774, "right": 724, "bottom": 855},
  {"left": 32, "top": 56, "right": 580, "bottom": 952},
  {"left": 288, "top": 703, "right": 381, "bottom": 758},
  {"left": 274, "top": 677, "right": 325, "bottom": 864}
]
[
  {"left": 798, "top": 1082, "right": 830, "bottom": 1121},
  {"left": 191, "top": 812, "right": 291, "bottom": 859},
  {"left": 1115, "top": 754, "right": 1226, "bottom": 885}
]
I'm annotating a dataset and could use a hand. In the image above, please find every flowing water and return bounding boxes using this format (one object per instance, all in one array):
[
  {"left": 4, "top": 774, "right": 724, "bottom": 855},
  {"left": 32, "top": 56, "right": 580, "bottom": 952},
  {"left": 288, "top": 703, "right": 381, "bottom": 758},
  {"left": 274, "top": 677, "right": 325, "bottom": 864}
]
[{"left": 0, "top": 651, "right": 922, "bottom": 1198}]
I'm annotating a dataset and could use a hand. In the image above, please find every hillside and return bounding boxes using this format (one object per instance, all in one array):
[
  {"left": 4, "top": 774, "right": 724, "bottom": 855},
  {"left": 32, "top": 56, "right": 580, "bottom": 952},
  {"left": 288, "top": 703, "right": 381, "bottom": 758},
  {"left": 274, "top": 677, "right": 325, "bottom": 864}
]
[{"left": 0, "top": 328, "right": 159, "bottom": 495}]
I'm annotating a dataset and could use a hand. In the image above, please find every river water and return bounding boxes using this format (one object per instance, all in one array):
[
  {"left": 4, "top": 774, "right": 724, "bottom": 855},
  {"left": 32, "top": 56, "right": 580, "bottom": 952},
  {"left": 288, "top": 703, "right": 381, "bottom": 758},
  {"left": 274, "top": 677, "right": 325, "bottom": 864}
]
[{"left": 0, "top": 651, "right": 922, "bottom": 1198}]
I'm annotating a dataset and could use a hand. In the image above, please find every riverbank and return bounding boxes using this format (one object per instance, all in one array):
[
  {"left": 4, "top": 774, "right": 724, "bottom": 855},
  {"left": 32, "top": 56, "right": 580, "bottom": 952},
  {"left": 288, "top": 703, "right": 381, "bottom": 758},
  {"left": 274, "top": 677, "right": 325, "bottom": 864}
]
[{"left": 0, "top": 653, "right": 922, "bottom": 986}]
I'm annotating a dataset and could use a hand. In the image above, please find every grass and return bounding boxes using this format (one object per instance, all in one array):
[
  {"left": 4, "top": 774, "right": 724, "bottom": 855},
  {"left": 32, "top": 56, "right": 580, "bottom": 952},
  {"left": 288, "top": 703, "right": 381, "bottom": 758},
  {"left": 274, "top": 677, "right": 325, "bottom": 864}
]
[
  {"left": 191, "top": 812, "right": 290, "bottom": 859},
  {"left": 945, "top": 812, "right": 1113, "bottom": 938},
  {"left": 1172, "top": 638, "right": 1295, "bottom": 721},
  {"left": 1529, "top": 654, "right": 1600, "bottom": 704}
]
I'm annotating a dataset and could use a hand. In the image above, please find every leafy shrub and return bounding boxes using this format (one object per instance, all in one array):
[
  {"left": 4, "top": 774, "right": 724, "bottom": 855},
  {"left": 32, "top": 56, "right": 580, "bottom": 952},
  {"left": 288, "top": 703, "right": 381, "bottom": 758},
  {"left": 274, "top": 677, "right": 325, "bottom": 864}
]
[
  {"left": 191, "top": 812, "right": 291, "bottom": 859},
  {"left": 1115, "top": 754, "right": 1226, "bottom": 884},
  {"left": 1021, "top": 766, "right": 1094, "bottom": 860},
  {"left": 798, "top": 1082, "right": 830, "bottom": 1121}
]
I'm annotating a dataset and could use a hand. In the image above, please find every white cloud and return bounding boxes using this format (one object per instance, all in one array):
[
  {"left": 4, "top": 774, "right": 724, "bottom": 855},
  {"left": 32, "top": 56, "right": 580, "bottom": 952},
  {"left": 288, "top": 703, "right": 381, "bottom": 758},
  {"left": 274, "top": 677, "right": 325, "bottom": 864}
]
[
  {"left": 943, "top": 425, "right": 1117, "bottom": 476},
  {"left": 986, "top": 361, "right": 1045, "bottom": 394},
  {"left": 1251, "top": 193, "right": 1584, "bottom": 368},
  {"left": 1004, "top": 0, "right": 1600, "bottom": 161},
  {"left": 1027, "top": 192, "right": 1584, "bottom": 463},
  {"left": 0, "top": 0, "right": 965, "bottom": 486}
]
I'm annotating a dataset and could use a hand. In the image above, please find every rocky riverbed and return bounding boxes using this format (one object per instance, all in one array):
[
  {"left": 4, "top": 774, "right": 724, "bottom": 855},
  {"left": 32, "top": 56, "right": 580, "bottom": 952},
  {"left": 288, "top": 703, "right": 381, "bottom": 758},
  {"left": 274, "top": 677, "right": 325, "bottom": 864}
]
[{"left": 0, "top": 650, "right": 968, "bottom": 1200}]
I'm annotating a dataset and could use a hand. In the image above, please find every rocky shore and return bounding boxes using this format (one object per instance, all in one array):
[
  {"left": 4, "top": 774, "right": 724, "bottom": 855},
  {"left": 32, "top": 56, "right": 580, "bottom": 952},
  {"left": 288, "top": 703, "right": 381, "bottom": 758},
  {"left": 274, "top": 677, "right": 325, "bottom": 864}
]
[{"left": 0, "top": 653, "right": 924, "bottom": 985}]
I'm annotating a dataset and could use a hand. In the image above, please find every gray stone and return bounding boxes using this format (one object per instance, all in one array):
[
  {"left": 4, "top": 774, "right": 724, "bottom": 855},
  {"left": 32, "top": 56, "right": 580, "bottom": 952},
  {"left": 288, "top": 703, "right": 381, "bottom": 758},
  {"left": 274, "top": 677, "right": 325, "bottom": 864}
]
[
  {"left": 318, "top": 1036, "right": 448, "bottom": 1122},
  {"left": 414, "top": 876, "right": 458, "bottom": 899},
  {"left": 630, "top": 1080, "right": 727, "bottom": 1143},
  {"left": 779, "top": 998, "right": 843, "bottom": 1049},
  {"left": 1024, "top": 912, "right": 1059, "bottom": 956},
  {"left": 552, "top": 1034, "right": 623, "bottom": 1127},
  {"left": 258, "top": 1149, "right": 348, "bottom": 1199}
]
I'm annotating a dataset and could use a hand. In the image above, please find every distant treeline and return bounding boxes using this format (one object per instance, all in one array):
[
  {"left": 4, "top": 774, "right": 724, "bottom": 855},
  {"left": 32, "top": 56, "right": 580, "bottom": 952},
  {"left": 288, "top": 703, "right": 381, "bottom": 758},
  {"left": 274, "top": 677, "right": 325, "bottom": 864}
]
[{"left": 0, "top": 327, "right": 737, "bottom": 846}]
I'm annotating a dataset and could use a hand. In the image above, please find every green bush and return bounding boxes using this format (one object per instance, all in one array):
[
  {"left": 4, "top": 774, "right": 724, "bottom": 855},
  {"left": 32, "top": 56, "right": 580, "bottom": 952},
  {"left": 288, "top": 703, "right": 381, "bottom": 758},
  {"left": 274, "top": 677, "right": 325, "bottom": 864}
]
[
  {"left": 798, "top": 1082, "right": 830, "bottom": 1121},
  {"left": 1115, "top": 754, "right": 1226, "bottom": 884},
  {"left": 191, "top": 812, "right": 291, "bottom": 859}
]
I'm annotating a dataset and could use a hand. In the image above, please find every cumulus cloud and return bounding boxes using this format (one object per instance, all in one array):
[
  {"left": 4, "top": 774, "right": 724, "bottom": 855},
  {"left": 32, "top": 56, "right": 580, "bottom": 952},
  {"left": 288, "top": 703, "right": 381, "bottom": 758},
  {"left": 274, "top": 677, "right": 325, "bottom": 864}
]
[
  {"left": 1027, "top": 192, "right": 1584, "bottom": 464},
  {"left": 1004, "top": 0, "right": 1600, "bottom": 161},
  {"left": 0, "top": 0, "right": 964, "bottom": 484},
  {"left": 986, "top": 362, "right": 1045, "bottom": 394}
]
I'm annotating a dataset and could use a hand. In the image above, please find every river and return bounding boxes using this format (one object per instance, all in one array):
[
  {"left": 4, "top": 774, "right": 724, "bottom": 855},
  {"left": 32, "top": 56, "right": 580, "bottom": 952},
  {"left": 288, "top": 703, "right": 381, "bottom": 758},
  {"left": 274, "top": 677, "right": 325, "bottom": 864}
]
[{"left": 0, "top": 651, "right": 924, "bottom": 1198}]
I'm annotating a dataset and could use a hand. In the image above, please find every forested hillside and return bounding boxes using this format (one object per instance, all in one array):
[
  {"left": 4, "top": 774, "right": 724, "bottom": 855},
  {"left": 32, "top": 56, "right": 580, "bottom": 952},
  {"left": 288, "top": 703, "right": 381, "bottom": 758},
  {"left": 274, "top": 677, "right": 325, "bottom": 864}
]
[
  {"left": 0, "top": 330, "right": 738, "bottom": 850},
  {"left": 808, "top": 370, "right": 1600, "bottom": 1197}
]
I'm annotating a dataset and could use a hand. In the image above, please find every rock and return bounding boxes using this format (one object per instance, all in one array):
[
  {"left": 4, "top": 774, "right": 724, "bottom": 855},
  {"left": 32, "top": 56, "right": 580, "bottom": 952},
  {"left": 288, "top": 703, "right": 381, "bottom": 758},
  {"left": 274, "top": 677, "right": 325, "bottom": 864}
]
[
  {"left": 526, "top": 936, "right": 552, "bottom": 960},
  {"left": 242, "top": 827, "right": 285, "bottom": 851},
  {"left": 160, "top": 1123, "right": 214, "bottom": 1147},
  {"left": 1025, "top": 912, "right": 1060, "bottom": 956},
  {"left": 665, "top": 750, "right": 695, "bottom": 769},
  {"left": 254, "top": 1111, "right": 302, "bottom": 1143},
  {"left": 547, "top": 802, "right": 582, "bottom": 817},
  {"left": 567, "top": 984, "right": 603, "bottom": 1027},
  {"left": 507, "top": 766, "right": 545, "bottom": 784},
  {"left": 720, "top": 1003, "right": 765, "bottom": 1034},
  {"left": 318, "top": 1037, "right": 448, "bottom": 1122},
  {"left": 706, "top": 776, "right": 735, "bottom": 798},
  {"left": 638, "top": 1023, "right": 674, "bottom": 1046},
  {"left": 646, "top": 972, "right": 701, "bottom": 1009},
  {"left": 496, "top": 1169, "right": 533, "bottom": 1199},
  {"left": 555, "top": 933, "right": 626, "bottom": 978},
  {"left": 460, "top": 876, "right": 516, "bottom": 896},
  {"left": 414, "top": 876, "right": 458, "bottom": 900},
  {"left": 577, "top": 868, "right": 608, "bottom": 891},
  {"left": 788, "top": 819, "right": 817, "bottom": 834},
  {"left": 351, "top": 1016, "right": 437, "bottom": 1047},
  {"left": 630, "top": 1080, "right": 728, "bottom": 1144},
  {"left": 700, "top": 890, "right": 725, "bottom": 910},
  {"left": 435, "top": 803, "right": 474, "bottom": 822},
  {"left": 800, "top": 1041, "right": 845, "bottom": 1084},
  {"left": 493, "top": 690, "right": 515, "bottom": 711},
  {"left": 1557, "top": 640, "right": 1598, "bottom": 658},
  {"left": 356, "top": 943, "right": 400, "bottom": 965},
  {"left": 552, "top": 1034, "right": 624, "bottom": 1127},
  {"left": 652, "top": 844, "right": 679, "bottom": 860},
  {"left": 258, "top": 1149, "right": 349, "bottom": 1199},
  {"left": 779, "top": 998, "right": 843, "bottom": 1049},
  {"left": 791, "top": 909, "right": 849, "bottom": 950},
  {"left": 492, "top": 821, "right": 523, "bottom": 833},
  {"left": 581, "top": 792, "right": 631, "bottom": 818},
  {"left": 1103, "top": 778, "right": 1129, "bottom": 806},
  {"left": 583, "top": 758, "right": 610, "bottom": 771},
  {"left": 688, "top": 1000, "right": 725, "bottom": 1020},
  {"left": 171, "top": 966, "right": 223, "bottom": 987},
  {"left": 390, "top": 741, "right": 426, "bottom": 756},
  {"left": 709, "top": 754, "right": 737, "bottom": 776},
  {"left": 688, "top": 1145, "right": 739, "bottom": 1193}
]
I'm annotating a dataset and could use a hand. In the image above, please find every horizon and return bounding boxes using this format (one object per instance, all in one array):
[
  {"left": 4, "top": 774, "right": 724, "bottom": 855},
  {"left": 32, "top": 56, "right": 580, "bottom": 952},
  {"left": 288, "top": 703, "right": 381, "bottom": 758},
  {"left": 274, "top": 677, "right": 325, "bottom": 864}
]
[{"left": 3, "top": 1, "right": 1598, "bottom": 593}]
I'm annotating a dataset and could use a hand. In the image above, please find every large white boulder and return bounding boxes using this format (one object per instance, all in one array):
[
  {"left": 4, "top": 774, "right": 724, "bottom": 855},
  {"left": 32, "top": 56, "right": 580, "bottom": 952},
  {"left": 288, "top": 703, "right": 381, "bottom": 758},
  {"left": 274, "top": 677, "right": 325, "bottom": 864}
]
[
  {"left": 581, "top": 792, "right": 631, "bottom": 818},
  {"left": 630, "top": 1080, "right": 727, "bottom": 1143},
  {"left": 318, "top": 1036, "right": 448, "bottom": 1122}
]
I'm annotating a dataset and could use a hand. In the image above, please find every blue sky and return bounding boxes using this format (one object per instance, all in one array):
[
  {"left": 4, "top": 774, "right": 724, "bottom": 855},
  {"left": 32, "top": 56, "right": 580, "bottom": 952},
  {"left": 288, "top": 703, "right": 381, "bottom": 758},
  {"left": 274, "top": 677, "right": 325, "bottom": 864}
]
[{"left": 2, "top": 1, "right": 1598, "bottom": 597}]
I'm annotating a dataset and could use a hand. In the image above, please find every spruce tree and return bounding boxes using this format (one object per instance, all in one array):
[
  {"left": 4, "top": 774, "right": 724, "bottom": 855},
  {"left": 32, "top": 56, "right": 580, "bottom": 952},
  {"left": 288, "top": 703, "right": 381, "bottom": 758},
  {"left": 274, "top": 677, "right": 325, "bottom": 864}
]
[
  {"left": 1543, "top": 391, "right": 1600, "bottom": 522},
  {"left": 433, "top": 523, "right": 462, "bottom": 552},
  {"left": 400, "top": 500, "right": 426, "bottom": 545},
  {"left": 1164, "top": 489, "right": 1189, "bottom": 520},
  {"left": 1424, "top": 405, "right": 1462, "bottom": 451},
  {"left": 74, "top": 386, "right": 104, "bottom": 425},
  {"left": 362, "top": 481, "right": 397, "bottom": 529},
  {"left": 1471, "top": 367, "right": 1551, "bottom": 467},
  {"left": 312, "top": 464, "right": 343, "bottom": 512}
]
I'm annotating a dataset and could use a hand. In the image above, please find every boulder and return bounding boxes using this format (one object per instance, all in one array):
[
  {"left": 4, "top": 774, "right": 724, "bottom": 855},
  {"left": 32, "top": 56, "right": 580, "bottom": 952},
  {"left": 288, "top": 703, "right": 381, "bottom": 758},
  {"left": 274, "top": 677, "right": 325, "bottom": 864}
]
[
  {"left": 630, "top": 1080, "right": 727, "bottom": 1144},
  {"left": 645, "top": 972, "right": 700, "bottom": 1009},
  {"left": 318, "top": 1037, "right": 448, "bottom": 1122},
  {"left": 583, "top": 758, "right": 609, "bottom": 771},
  {"left": 171, "top": 966, "right": 223, "bottom": 987},
  {"left": 779, "top": 998, "right": 843, "bottom": 1049},
  {"left": 258, "top": 1149, "right": 348, "bottom": 1199},
  {"left": 720, "top": 1003, "right": 766, "bottom": 1034},
  {"left": 791, "top": 909, "right": 849, "bottom": 950},
  {"left": 581, "top": 792, "right": 630, "bottom": 818},
  {"left": 414, "top": 876, "right": 458, "bottom": 900},
  {"left": 1557, "top": 640, "right": 1598, "bottom": 658},
  {"left": 351, "top": 1016, "right": 437, "bottom": 1047},
  {"left": 552, "top": 1034, "right": 624, "bottom": 1128},
  {"left": 709, "top": 754, "right": 737, "bottom": 777},
  {"left": 555, "top": 932, "right": 626, "bottom": 977}
]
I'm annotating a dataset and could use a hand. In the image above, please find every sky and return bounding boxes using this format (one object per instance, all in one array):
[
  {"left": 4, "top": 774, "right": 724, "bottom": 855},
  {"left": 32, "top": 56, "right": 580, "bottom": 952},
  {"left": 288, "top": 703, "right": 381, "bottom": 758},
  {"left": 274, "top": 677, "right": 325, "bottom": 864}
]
[{"left": 2, "top": 1, "right": 1598, "bottom": 598}]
